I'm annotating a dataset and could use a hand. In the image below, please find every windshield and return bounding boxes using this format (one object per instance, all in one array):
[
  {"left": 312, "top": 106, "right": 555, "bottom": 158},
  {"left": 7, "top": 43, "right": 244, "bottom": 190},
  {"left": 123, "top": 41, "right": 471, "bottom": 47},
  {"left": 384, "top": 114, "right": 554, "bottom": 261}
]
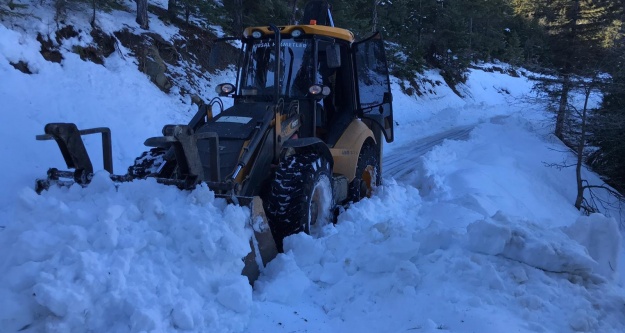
[{"left": 239, "top": 38, "right": 315, "bottom": 99}]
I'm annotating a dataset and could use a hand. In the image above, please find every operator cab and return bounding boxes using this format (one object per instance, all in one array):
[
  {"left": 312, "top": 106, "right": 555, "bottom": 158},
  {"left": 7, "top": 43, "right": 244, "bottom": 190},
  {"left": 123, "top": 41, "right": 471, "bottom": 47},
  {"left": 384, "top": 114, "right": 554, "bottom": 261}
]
[
  {"left": 233, "top": 25, "right": 355, "bottom": 144},
  {"left": 210, "top": 0, "right": 393, "bottom": 145}
]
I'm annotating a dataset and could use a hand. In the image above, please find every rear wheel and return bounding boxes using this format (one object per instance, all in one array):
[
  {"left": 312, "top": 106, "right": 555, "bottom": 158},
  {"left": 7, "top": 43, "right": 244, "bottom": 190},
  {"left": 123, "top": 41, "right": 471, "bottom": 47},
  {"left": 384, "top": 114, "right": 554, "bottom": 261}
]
[
  {"left": 348, "top": 142, "right": 380, "bottom": 202},
  {"left": 264, "top": 152, "right": 333, "bottom": 251}
]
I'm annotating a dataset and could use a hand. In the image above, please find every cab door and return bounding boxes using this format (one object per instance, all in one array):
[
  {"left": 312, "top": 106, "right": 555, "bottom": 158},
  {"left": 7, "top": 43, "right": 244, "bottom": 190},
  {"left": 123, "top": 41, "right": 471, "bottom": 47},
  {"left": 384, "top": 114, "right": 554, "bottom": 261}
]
[{"left": 352, "top": 32, "right": 394, "bottom": 143}]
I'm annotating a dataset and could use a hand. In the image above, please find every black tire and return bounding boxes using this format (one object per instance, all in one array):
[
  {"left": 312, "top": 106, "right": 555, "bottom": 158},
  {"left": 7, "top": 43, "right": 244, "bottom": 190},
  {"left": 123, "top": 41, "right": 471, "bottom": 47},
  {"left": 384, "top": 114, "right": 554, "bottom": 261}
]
[
  {"left": 128, "top": 148, "right": 176, "bottom": 179},
  {"left": 264, "top": 152, "right": 333, "bottom": 251},
  {"left": 348, "top": 142, "right": 380, "bottom": 203}
]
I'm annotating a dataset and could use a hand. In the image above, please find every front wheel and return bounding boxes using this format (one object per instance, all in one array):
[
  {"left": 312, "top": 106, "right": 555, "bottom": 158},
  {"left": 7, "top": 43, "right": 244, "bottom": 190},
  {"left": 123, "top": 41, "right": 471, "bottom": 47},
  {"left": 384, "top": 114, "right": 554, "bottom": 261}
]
[
  {"left": 348, "top": 142, "right": 380, "bottom": 203},
  {"left": 264, "top": 152, "right": 333, "bottom": 251}
]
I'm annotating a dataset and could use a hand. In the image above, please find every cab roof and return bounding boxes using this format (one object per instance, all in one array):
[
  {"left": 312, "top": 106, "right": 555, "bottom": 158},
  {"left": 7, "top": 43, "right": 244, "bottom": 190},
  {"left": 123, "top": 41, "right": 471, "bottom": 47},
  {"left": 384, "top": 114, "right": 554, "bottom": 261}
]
[{"left": 243, "top": 25, "right": 355, "bottom": 43}]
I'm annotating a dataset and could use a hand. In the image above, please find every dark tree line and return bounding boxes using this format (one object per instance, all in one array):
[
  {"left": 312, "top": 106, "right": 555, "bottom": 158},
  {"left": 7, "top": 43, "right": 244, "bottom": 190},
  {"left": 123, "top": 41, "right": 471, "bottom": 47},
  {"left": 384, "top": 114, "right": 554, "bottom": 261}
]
[{"left": 207, "top": 0, "right": 550, "bottom": 86}]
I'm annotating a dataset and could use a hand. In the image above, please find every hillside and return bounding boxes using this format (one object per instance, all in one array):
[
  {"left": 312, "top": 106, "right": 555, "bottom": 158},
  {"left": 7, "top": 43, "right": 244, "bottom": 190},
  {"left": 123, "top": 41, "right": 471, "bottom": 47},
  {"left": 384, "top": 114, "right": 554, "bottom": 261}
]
[{"left": 1, "top": 2, "right": 625, "bottom": 333}]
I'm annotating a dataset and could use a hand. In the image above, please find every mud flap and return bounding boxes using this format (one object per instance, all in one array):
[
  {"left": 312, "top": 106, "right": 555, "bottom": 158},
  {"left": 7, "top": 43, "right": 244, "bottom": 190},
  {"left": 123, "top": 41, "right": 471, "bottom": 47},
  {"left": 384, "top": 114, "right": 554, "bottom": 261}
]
[{"left": 240, "top": 196, "right": 278, "bottom": 284}]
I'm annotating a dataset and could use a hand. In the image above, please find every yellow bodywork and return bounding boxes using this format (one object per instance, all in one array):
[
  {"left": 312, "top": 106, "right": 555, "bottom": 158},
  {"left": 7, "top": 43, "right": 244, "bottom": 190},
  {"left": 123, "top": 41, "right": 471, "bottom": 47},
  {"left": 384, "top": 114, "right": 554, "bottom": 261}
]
[
  {"left": 330, "top": 119, "right": 375, "bottom": 182},
  {"left": 244, "top": 25, "right": 355, "bottom": 43}
]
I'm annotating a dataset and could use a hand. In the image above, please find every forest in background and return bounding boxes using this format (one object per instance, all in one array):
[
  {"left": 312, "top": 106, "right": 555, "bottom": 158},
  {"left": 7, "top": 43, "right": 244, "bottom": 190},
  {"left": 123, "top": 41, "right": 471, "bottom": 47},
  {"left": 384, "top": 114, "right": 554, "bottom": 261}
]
[{"left": 2, "top": 0, "right": 624, "bottom": 213}]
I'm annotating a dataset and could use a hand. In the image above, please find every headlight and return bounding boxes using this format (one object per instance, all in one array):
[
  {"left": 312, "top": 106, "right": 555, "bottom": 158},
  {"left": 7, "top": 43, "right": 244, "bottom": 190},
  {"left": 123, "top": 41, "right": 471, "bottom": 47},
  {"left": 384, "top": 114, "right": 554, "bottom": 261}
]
[
  {"left": 308, "top": 85, "right": 322, "bottom": 95},
  {"left": 308, "top": 85, "right": 331, "bottom": 97},
  {"left": 252, "top": 30, "right": 262, "bottom": 38},
  {"left": 322, "top": 86, "right": 331, "bottom": 96}
]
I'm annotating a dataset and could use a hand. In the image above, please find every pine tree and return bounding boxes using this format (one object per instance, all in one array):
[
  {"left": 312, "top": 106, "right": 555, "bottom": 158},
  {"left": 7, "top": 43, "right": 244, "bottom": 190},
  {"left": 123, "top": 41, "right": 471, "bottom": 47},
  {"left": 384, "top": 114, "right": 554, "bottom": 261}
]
[
  {"left": 514, "top": 0, "right": 616, "bottom": 141},
  {"left": 588, "top": 71, "right": 625, "bottom": 192},
  {"left": 586, "top": 1, "right": 625, "bottom": 192}
]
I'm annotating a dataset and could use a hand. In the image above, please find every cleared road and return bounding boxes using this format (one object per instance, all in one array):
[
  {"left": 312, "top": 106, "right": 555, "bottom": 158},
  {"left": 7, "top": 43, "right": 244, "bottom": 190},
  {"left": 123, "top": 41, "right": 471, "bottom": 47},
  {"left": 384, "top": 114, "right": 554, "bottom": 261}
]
[
  {"left": 383, "top": 115, "right": 510, "bottom": 180},
  {"left": 383, "top": 124, "right": 474, "bottom": 180}
]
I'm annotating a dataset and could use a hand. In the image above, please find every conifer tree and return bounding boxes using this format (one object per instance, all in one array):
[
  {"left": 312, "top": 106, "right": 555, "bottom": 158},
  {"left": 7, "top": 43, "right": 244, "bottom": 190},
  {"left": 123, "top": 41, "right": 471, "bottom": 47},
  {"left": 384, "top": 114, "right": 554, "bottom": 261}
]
[{"left": 586, "top": 1, "right": 625, "bottom": 193}]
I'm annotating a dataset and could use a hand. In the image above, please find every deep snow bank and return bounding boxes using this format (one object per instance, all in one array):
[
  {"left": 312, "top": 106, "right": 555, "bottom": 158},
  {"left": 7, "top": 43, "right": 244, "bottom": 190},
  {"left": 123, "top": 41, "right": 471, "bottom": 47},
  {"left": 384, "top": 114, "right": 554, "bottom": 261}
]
[
  {"left": 0, "top": 174, "right": 252, "bottom": 332},
  {"left": 251, "top": 183, "right": 625, "bottom": 333},
  {"left": 250, "top": 116, "right": 625, "bottom": 333}
]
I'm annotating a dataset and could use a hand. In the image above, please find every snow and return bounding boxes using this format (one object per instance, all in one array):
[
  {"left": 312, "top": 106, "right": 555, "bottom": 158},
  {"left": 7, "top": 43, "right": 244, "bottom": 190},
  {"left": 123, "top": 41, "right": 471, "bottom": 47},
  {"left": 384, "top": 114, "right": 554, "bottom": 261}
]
[
  {"left": 1, "top": 175, "right": 253, "bottom": 332},
  {"left": 2, "top": 3, "right": 625, "bottom": 333}
]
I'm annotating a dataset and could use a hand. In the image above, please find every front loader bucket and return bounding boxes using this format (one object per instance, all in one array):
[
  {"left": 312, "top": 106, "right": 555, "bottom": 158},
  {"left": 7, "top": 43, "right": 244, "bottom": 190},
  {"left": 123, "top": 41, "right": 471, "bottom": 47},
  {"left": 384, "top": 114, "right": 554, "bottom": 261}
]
[{"left": 238, "top": 196, "right": 279, "bottom": 284}]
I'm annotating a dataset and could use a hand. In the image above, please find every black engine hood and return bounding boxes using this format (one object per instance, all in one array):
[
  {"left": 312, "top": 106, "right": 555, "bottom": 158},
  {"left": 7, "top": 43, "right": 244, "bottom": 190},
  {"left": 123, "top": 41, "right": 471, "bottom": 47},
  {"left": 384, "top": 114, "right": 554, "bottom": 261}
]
[{"left": 197, "top": 102, "right": 274, "bottom": 140}]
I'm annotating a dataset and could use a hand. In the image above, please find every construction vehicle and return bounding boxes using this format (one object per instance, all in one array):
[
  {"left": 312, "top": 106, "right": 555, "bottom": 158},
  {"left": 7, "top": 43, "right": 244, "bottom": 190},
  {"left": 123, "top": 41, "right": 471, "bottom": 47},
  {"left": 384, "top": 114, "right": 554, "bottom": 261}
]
[{"left": 35, "top": 0, "right": 394, "bottom": 283}]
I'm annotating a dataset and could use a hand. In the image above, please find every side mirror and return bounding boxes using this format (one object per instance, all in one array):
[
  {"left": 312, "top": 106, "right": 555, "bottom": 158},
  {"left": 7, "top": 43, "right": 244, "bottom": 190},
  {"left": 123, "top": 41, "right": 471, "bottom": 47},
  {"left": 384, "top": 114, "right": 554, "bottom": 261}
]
[
  {"left": 216, "top": 83, "right": 236, "bottom": 96},
  {"left": 326, "top": 44, "right": 341, "bottom": 69}
]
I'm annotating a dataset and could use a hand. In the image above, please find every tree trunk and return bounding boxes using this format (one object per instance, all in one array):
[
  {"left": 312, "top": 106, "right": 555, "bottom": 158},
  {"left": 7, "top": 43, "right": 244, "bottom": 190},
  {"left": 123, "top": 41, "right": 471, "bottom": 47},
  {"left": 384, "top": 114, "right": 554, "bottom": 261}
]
[
  {"left": 372, "top": 0, "right": 380, "bottom": 32},
  {"left": 468, "top": 17, "right": 473, "bottom": 56},
  {"left": 233, "top": 0, "right": 244, "bottom": 34},
  {"left": 91, "top": 0, "right": 96, "bottom": 27},
  {"left": 54, "top": 0, "right": 67, "bottom": 24},
  {"left": 168, "top": 0, "right": 177, "bottom": 21},
  {"left": 417, "top": 0, "right": 423, "bottom": 47},
  {"left": 136, "top": 0, "right": 149, "bottom": 30},
  {"left": 555, "top": 74, "right": 570, "bottom": 141},
  {"left": 555, "top": 0, "right": 580, "bottom": 142},
  {"left": 574, "top": 84, "right": 592, "bottom": 210},
  {"left": 290, "top": 0, "right": 298, "bottom": 25}
]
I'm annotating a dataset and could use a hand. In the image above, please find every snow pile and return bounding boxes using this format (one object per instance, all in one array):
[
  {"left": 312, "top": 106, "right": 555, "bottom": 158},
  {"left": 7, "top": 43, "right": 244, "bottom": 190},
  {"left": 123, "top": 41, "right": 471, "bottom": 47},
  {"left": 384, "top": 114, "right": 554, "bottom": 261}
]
[
  {"left": 406, "top": 117, "right": 582, "bottom": 226},
  {"left": 564, "top": 214, "right": 622, "bottom": 281},
  {"left": 0, "top": 174, "right": 252, "bottom": 332},
  {"left": 467, "top": 212, "right": 601, "bottom": 278}
]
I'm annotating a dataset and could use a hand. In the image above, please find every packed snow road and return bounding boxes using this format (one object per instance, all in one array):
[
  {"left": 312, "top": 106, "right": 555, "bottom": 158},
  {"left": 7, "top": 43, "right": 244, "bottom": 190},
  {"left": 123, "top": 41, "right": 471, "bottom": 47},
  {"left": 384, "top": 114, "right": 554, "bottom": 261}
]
[
  {"left": 384, "top": 124, "right": 474, "bottom": 179},
  {"left": 384, "top": 116, "right": 508, "bottom": 180}
]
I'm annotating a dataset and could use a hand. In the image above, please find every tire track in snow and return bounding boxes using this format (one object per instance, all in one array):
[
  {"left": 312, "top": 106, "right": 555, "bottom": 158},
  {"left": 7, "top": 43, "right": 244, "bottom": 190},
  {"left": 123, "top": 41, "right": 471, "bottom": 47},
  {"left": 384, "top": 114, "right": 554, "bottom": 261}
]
[
  {"left": 383, "top": 125, "right": 473, "bottom": 180},
  {"left": 383, "top": 116, "right": 508, "bottom": 180}
]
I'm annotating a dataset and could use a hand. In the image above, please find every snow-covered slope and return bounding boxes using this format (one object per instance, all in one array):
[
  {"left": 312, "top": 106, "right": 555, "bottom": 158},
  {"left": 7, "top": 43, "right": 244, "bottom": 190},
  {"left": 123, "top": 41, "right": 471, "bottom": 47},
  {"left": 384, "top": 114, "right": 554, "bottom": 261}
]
[{"left": 1, "top": 4, "right": 624, "bottom": 333}]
